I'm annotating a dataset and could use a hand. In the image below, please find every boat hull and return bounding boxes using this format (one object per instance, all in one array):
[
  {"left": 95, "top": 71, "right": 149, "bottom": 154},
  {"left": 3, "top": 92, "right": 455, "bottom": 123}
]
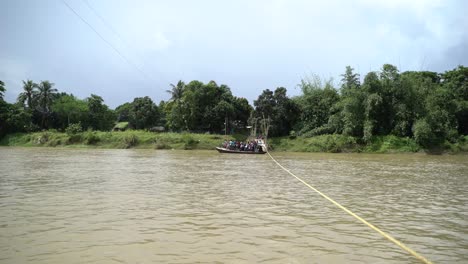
[{"left": 216, "top": 147, "right": 266, "bottom": 154}]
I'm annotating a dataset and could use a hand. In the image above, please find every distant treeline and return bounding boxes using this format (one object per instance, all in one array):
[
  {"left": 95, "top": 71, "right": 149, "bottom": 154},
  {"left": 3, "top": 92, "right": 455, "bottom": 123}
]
[{"left": 0, "top": 64, "right": 467, "bottom": 148}]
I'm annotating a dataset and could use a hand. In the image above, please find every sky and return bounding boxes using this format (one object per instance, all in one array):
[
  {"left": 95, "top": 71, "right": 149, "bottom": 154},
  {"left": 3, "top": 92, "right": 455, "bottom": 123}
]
[{"left": 1, "top": 0, "right": 467, "bottom": 108}]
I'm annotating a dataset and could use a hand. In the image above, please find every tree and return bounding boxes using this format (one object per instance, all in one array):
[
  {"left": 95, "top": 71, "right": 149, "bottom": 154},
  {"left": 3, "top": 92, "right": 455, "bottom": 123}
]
[
  {"left": 232, "top": 97, "right": 253, "bottom": 129},
  {"left": 4, "top": 103, "right": 32, "bottom": 133},
  {"left": 36, "top": 81, "right": 57, "bottom": 111},
  {"left": 253, "top": 89, "right": 275, "bottom": 119},
  {"left": 441, "top": 66, "right": 468, "bottom": 135},
  {"left": 115, "top": 102, "right": 133, "bottom": 122},
  {"left": 0, "top": 82, "right": 8, "bottom": 138},
  {"left": 51, "top": 94, "right": 89, "bottom": 129},
  {"left": 166, "top": 99, "right": 190, "bottom": 131},
  {"left": 86, "top": 94, "right": 115, "bottom": 131},
  {"left": 338, "top": 66, "right": 364, "bottom": 137},
  {"left": 362, "top": 71, "right": 386, "bottom": 141},
  {"left": 414, "top": 87, "right": 455, "bottom": 148},
  {"left": 0, "top": 80, "right": 5, "bottom": 101},
  {"left": 36, "top": 80, "right": 58, "bottom": 128},
  {"left": 129, "top": 96, "right": 159, "bottom": 129},
  {"left": 0, "top": 94, "right": 32, "bottom": 137},
  {"left": 272, "top": 87, "right": 299, "bottom": 136},
  {"left": 254, "top": 87, "right": 298, "bottom": 137},
  {"left": 295, "top": 75, "right": 340, "bottom": 136},
  {"left": 166, "top": 80, "right": 185, "bottom": 101},
  {"left": 17, "top": 80, "right": 38, "bottom": 109},
  {"left": 211, "top": 100, "right": 234, "bottom": 133},
  {"left": 391, "top": 75, "right": 420, "bottom": 137},
  {"left": 341, "top": 66, "right": 360, "bottom": 96},
  {"left": 158, "top": 100, "right": 167, "bottom": 127}
]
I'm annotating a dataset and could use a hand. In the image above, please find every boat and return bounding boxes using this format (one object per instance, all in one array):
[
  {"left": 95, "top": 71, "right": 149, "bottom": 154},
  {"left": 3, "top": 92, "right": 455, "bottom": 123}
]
[
  {"left": 215, "top": 147, "right": 266, "bottom": 154},
  {"left": 216, "top": 139, "right": 267, "bottom": 154},
  {"left": 217, "top": 117, "right": 269, "bottom": 154}
]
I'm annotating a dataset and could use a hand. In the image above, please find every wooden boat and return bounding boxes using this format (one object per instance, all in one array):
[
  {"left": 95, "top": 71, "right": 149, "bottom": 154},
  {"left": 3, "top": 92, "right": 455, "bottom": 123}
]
[
  {"left": 216, "top": 147, "right": 266, "bottom": 154},
  {"left": 216, "top": 138, "right": 267, "bottom": 154}
]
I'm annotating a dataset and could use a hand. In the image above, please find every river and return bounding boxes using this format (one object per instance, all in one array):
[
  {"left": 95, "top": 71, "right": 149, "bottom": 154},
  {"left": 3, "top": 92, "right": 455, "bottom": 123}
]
[{"left": 0, "top": 147, "right": 467, "bottom": 263}]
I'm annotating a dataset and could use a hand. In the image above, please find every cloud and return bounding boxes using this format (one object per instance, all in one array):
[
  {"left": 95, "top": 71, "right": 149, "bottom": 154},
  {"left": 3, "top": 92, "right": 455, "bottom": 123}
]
[
  {"left": 429, "top": 34, "right": 468, "bottom": 71},
  {"left": 0, "top": 58, "right": 31, "bottom": 102},
  {"left": 358, "top": 0, "right": 443, "bottom": 15}
]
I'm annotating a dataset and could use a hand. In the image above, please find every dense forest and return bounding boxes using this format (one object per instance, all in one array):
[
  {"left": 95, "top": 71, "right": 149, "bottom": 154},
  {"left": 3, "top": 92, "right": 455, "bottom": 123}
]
[{"left": 1, "top": 64, "right": 467, "bottom": 149}]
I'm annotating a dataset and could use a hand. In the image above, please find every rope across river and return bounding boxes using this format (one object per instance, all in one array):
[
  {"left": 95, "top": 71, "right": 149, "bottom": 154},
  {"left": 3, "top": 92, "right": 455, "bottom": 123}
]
[{"left": 266, "top": 151, "right": 432, "bottom": 264}]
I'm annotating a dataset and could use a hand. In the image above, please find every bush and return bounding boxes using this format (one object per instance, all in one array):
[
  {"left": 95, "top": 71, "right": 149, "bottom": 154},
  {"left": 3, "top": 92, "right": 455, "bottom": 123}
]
[
  {"left": 289, "top": 130, "right": 297, "bottom": 139},
  {"left": 47, "top": 138, "right": 61, "bottom": 147},
  {"left": 413, "top": 119, "right": 437, "bottom": 148},
  {"left": 66, "top": 123, "right": 83, "bottom": 135},
  {"left": 182, "top": 134, "right": 198, "bottom": 150},
  {"left": 302, "top": 126, "right": 334, "bottom": 137},
  {"left": 36, "top": 132, "right": 51, "bottom": 144},
  {"left": 123, "top": 134, "right": 138, "bottom": 148},
  {"left": 366, "top": 135, "right": 420, "bottom": 153},
  {"left": 154, "top": 139, "right": 170, "bottom": 149},
  {"left": 67, "top": 134, "right": 82, "bottom": 144},
  {"left": 232, "top": 134, "right": 248, "bottom": 142},
  {"left": 84, "top": 131, "right": 100, "bottom": 145}
]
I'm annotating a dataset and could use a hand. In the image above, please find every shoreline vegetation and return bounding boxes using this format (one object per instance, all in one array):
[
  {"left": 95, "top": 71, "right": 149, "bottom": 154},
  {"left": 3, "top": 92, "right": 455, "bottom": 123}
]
[
  {"left": 2, "top": 65, "right": 468, "bottom": 152},
  {"left": 1, "top": 131, "right": 467, "bottom": 154}
]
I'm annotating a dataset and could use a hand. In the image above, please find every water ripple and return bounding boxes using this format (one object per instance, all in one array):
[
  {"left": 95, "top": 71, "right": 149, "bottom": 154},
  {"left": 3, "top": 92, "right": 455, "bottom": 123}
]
[{"left": 0, "top": 148, "right": 467, "bottom": 263}]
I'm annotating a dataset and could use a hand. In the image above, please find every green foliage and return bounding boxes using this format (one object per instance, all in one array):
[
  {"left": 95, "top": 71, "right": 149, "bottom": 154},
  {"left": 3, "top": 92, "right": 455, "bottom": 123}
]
[
  {"left": 166, "top": 80, "right": 185, "bottom": 101},
  {"left": 35, "top": 80, "right": 58, "bottom": 129},
  {"left": 0, "top": 80, "right": 5, "bottom": 101},
  {"left": 17, "top": 80, "right": 38, "bottom": 109},
  {"left": 365, "top": 135, "right": 420, "bottom": 153},
  {"left": 52, "top": 94, "right": 89, "bottom": 129},
  {"left": 154, "top": 139, "right": 170, "bottom": 149},
  {"left": 86, "top": 94, "right": 115, "bottom": 131},
  {"left": 440, "top": 66, "right": 468, "bottom": 135},
  {"left": 5, "top": 104, "right": 32, "bottom": 132},
  {"left": 122, "top": 134, "right": 138, "bottom": 148},
  {"left": 269, "top": 134, "right": 357, "bottom": 153},
  {"left": 182, "top": 133, "right": 198, "bottom": 149},
  {"left": 114, "top": 122, "right": 129, "bottom": 130},
  {"left": 337, "top": 66, "right": 364, "bottom": 137},
  {"left": 294, "top": 75, "right": 339, "bottom": 136},
  {"left": 84, "top": 131, "right": 100, "bottom": 145},
  {"left": 164, "top": 80, "right": 251, "bottom": 134},
  {"left": 2, "top": 65, "right": 468, "bottom": 153},
  {"left": 253, "top": 87, "right": 299, "bottom": 136},
  {"left": 37, "top": 132, "right": 51, "bottom": 144},
  {"left": 129, "top": 96, "right": 159, "bottom": 129},
  {"left": 2, "top": 130, "right": 468, "bottom": 153},
  {"left": 1, "top": 99, "right": 34, "bottom": 138},
  {"left": 289, "top": 130, "right": 297, "bottom": 139},
  {"left": 115, "top": 102, "right": 132, "bottom": 122},
  {"left": 231, "top": 133, "right": 248, "bottom": 142},
  {"left": 65, "top": 122, "right": 83, "bottom": 135}
]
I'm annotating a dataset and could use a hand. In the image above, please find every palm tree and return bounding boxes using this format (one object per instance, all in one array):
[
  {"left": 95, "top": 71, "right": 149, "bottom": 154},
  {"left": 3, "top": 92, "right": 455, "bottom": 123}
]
[
  {"left": 17, "top": 80, "right": 38, "bottom": 109},
  {"left": 36, "top": 80, "right": 58, "bottom": 128},
  {"left": 166, "top": 80, "right": 185, "bottom": 101},
  {"left": 0, "top": 80, "right": 5, "bottom": 101},
  {"left": 36, "top": 80, "right": 57, "bottom": 111}
]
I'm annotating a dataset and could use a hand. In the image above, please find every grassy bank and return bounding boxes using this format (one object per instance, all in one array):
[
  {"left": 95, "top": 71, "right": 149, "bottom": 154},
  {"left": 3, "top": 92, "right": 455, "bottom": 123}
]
[
  {"left": 269, "top": 135, "right": 418, "bottom": 153},
  {"left": 269, "top": 134, "right": 468, "bottom": 153},
  {"left": 1, "top": 131, "right": 467, "bottom": 153},
  {"left": 0, "top": 131, "right": 223, "bottom": 150}
]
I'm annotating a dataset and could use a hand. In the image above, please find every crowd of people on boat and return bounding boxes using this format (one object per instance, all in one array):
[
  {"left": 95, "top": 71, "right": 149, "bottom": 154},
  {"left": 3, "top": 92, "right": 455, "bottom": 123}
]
[{"left": 221, "top": 137, "right": 265, "bottom": 152}]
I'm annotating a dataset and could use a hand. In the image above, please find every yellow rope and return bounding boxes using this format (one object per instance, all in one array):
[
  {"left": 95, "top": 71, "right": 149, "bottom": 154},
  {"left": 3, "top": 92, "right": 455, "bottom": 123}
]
[{"left": 266, "top": 151, "right": 432, "bottom": 264}]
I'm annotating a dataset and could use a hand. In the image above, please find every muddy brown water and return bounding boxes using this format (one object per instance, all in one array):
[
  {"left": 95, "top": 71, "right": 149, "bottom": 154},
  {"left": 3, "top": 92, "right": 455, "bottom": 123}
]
[{"left": 0, "top": 147, "right": 467, "bottom": 263}]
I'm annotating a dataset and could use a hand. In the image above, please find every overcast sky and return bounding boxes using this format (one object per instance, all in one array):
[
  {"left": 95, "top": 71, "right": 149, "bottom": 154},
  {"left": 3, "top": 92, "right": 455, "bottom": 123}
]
[{"left": 1, "top": 0, "right": 467, "bottom": 108}]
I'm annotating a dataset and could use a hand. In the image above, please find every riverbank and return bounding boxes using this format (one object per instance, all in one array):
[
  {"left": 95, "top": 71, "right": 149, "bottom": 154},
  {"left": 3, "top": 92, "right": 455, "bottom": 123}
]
[{"left": 1, "top": 131, "right": 467, "bottom": 153}]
